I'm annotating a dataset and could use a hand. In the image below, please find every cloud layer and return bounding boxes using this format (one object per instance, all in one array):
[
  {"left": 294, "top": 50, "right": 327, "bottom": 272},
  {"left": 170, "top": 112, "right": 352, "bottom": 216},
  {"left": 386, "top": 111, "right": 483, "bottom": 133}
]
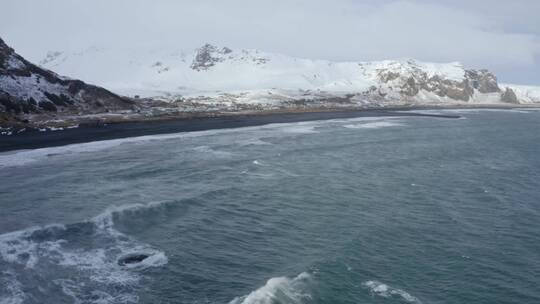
[{"left": 1, "top": 0, "right": 539, "bottom": 84}]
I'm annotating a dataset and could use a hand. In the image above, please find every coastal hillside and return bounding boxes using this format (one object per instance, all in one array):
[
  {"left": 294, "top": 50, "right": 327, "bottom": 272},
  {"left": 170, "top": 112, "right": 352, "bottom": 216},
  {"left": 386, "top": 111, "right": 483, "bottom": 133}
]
[
  {"left": 0, "top": 38, "right": 133, "bottom": 127},
  {"left": 2, "top": 38, "right": 539, "bottom": 131},
  {"left": 39, "top": 43, "right": 539, "bottom": 105}
]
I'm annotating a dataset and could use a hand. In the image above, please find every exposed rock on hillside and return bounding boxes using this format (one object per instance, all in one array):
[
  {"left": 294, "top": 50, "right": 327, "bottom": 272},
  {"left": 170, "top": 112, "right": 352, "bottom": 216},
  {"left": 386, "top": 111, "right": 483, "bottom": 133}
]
[
  {"left": 0, "top": 37, "right": 133, "bottom": 125},
  {"left": 191, "top": 44, "right": 233, "bottom": 71},
  {"left": 501, "top": 87, "right": 518, "bottom": 104}
]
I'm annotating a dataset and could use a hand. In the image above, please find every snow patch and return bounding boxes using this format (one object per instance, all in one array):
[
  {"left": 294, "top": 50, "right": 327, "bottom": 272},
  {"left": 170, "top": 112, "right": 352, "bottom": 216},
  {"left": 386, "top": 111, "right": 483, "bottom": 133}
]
[
  {"left": 0, "top": 74, "right": 66, "bottom": 103},
  {"left": 5, "top": 55, "right": 26, "bottom": 70}
]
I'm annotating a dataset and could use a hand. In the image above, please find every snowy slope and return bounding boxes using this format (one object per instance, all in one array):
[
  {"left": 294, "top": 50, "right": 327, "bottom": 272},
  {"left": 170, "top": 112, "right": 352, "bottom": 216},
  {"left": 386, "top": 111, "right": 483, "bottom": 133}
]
[
  {"left": 37, "top": 44, "right": 461, "bottom": 95},
  {"left": 38, "top": 43, "right": 538, "bottom": 105}
]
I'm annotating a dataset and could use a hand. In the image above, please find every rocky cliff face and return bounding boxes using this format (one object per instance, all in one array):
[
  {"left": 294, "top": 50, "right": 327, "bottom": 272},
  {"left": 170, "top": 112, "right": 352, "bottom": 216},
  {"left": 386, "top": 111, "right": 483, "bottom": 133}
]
[
  {"left": 501, "top": 87, "right": 518, "bottom": 103},
  {"left": 0, "top": 38, "right": 133, "bottom": 125},
  {"left": 373, "top": 60, "right": 503, "bottom": 103}
]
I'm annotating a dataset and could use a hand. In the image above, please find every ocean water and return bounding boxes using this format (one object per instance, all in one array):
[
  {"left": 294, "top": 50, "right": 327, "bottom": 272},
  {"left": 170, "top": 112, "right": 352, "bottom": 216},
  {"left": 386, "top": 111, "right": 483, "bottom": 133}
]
[{"left": 1, "top": 109, "right": 540, "bottom": 304}]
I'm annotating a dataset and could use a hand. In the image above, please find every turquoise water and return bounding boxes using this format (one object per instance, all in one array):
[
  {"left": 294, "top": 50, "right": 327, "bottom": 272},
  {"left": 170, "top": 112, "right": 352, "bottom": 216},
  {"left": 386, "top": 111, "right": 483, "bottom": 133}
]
[{"left": 1, "top": 109, "right": 539, "bottom": 303}]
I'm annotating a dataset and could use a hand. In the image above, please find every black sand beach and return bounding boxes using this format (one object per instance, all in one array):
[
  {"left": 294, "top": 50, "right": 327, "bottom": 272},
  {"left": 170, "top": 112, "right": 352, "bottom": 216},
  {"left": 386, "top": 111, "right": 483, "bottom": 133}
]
[{"left": 0, "top": 109, "right": 462, "bottom": 152}]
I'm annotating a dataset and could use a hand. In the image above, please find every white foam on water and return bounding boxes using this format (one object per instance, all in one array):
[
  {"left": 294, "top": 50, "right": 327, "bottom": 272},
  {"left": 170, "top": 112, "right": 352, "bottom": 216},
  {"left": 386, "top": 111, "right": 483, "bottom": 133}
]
[
  {"left": 363, "top": 280, "right": 422, "bottom": 303},
  {"left": 0, "top": 271, "right": 25, "bottom": 304},
  {"left": 0, "top": 115, "right": 413, "bottom": 168},
  {"left": 398, "top": 108, "right": 539, "bottom": 115},
  {"left": 0, "top": 127, "right": 239, "bottom": 168},
  {"left": 265, "top": 119, "right": 326, "bottom": 134},
  {"left": 124, "top": 250, "right": 168, "bottom": 270},
  {"left": 193, "top": 145, "right": 234, "bottom": 157},
  {"left": 246, "top": 159, "right": 299, "bottom": 179},
  {"left": 0, "top": 130, "right": 218, "bottom": 168},
  {"left": 330, "top": 116, "right": 401, "bottom": 123},
  {"left": 229, "top": 272, "right": 312, "bottom": 304},
  {"left": 395, "top": 110, "right": 441, "bottom": 115},
  {"left": 0, "top": 201, "right": 169, "bottom": 304},
  {"left": 91, "top": 200, "right": 172, "bottom": 230},
  {"left": 343, "top": 121, "right": 404, "bottom": 129},
  {"left": 0, "top": 224, "right": 66, "bottom": 269},
  {"left": 412, "top": 108, "right": 533, "bottom": 115},
  {"left": 236, "top": 138, "right": 272, "bottom": 146},
  {"left": 54, "top": 278, "right": 139, "bottom": 304},
  {"left": 280, "top": 125, "right": 319, "bottom": 134}
]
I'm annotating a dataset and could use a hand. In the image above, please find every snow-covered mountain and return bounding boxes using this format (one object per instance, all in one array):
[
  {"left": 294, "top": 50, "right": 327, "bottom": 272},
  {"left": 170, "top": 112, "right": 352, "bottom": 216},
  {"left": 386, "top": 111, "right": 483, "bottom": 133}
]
[
  {"left": 38, "top": 43, "right": 539, "bottom": 105},
  {"left": 0, "top": 37, "right": 132, "bottom": 125}
]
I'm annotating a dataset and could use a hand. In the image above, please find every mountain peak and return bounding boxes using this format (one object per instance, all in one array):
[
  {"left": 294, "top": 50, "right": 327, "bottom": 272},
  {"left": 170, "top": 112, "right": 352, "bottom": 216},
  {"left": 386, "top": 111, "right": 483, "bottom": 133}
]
[
  {"left": 0, "top": 37, "right": 9, "bottom": 50},
  {"left": 0, "top": 38, "right": 16, "bottom": 70},
  {"left": 191, "top": 43, "right": 233, "bottom": 71},
  {"left": 198, "top": 43, "right": 233, "bottom": 54}
]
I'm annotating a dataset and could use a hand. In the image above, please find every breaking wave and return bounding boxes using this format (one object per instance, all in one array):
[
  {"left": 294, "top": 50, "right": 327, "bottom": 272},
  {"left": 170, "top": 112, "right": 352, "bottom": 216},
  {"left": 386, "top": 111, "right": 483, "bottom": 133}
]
[
  {"left": 0, "top": 202, "right": 169, "bottom": 304},
  {"left": 193, "top": 145, "right": 234, "bottom": 157},
  {"left": 363, "top": 280, "right": 422, "bottom": 303},
  {"left": 0, "top": 115, "right": 418, "bottom": 169},
  {"left": 235, "top": 138, "right": 272, "bottom": 146},
  {"left": 229, "top": 272, "right": 312, "bottom": 304},
  {"left": 343, "top": 121, "right": 404, "bottom": 129},
  {"left": 0, "top": 119, "right": 322, "bottom": 168},
  {"left": 0, "top": 129, "right": 230, "bottom": 168}
]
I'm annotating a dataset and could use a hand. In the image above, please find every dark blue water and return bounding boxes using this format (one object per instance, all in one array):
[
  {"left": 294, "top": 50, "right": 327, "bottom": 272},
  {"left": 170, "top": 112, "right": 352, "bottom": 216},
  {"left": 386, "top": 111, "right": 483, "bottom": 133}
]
[{"left": 1, "top": 109, "right": 539, "bottom": 304}]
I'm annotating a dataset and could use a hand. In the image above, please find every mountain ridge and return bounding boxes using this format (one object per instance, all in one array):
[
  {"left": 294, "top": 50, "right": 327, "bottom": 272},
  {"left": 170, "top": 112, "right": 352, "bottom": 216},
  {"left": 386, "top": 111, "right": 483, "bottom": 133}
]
[
  {"left": 37, "top": 43, "right": 538, "bottom": 106},
  {"left": 2, "top": 38, "right": 539, "bottom": 130}
]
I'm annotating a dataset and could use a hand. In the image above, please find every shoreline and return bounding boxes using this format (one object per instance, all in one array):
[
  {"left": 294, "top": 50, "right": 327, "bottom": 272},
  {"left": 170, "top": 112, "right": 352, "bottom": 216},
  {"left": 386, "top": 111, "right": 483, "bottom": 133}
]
[{"left": 0, "top": 104, "right": 534, "bottom": 152}]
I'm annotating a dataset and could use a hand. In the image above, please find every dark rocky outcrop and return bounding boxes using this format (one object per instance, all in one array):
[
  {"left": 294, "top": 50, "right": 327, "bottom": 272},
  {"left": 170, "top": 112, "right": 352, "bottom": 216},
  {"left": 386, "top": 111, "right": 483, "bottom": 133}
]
[
  {"left": 501, "top": 87, "right": 519, "bottom": 104},
  {"left": 190, "top": 44, "right": 233, "bottom": 71},
  {"left": 117, "top": 253, "right": 150, "bottom": 266},
  {"left": 466, "top": 70, "right": 500, "bottom": 94},
  {"left": 0, "top": 37, "right": 133, "bottom": 124}
]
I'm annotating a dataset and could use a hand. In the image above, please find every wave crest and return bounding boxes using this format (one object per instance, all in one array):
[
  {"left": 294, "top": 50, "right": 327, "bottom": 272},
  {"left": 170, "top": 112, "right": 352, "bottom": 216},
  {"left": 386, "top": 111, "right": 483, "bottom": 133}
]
[{"left": 229, "top": 272, "right": 312, "bottom": 304}]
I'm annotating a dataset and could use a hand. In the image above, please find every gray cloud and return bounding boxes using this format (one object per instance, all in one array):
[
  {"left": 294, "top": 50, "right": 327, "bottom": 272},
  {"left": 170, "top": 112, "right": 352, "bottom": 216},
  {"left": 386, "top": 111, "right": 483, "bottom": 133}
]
[{"left": 1, "top": 0, "right": 539, "bottom": 84}]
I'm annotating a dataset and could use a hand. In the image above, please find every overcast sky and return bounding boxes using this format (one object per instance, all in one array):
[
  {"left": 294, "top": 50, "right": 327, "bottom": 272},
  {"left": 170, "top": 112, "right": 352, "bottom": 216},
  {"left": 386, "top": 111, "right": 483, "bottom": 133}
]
[{"left": 1, "top": 0, "right": 539, "bottom": 84}]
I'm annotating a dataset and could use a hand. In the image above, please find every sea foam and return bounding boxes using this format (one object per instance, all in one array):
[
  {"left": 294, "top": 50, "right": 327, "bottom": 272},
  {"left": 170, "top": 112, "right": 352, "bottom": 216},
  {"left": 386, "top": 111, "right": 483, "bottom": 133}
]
[
  {"left": 363, "top": 280, "right": 422, "bottom": 303},
  {"left": 0, "top": 201, "right": 169, "bottom": 303},
  {"left": 343, "top": 121, "right": 404, "bottom": 129},
  {"left": 229, "top": 272, "right": 312, "bottom": 304},
  {"left": 0, "top": 117, "right": 380, "bottom": 168},
  {"left": 0, "top": 115, "right": 417, "bottom": 169}
]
